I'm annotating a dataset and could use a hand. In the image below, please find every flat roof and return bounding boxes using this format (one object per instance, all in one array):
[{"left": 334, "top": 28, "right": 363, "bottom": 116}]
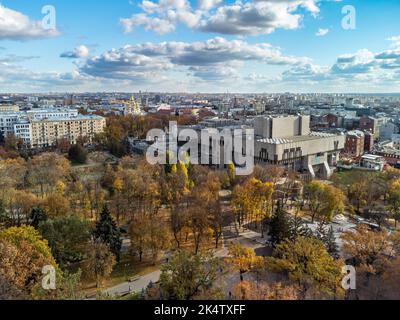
[
  {"left": 31, "top": 114, "right": 104, "bottom": 122},
  {"left": 257, "top": 132, "right": 342, "bottom": 145},
  {"left": 362, "top": 154, "right": 384, "bottom": 160}
]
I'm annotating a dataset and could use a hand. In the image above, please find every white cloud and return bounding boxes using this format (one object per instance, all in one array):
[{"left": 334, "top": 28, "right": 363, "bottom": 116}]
[
  {"left": 121, "top": 14, "right": 176, "bottom": 34},
  {"left": 0, "top": 5, "right": 59, "bottom": 40},
  {"left": 387, "top": 36, "right": 400, "bottom": 49},
  {"left": 60, "top": 45, "right": 90, "bottom": 59},
  {"left": 282, "top": 45, "right": 400, "bottom": 88},
  {"left": 121, "top": 0, "right": 321, "bottom": 36},
  {"left": 197, "top": 0, "right": 222, "bottom": 11},
  {"left": 316, "top": 28, "right": 329, "bottom": 37},
  {"left": 198, "top": 2, "right": 301, "bottom": 35},
  {"left": 120, "top": 0, "right": 202, "bottom": 34},
  {"left": 79, "top": 37, "right": 309, "bottom": 81}
]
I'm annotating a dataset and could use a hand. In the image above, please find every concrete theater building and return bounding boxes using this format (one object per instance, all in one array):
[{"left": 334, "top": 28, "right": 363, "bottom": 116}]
[{"left": 254, "top": 115, "right": 345, "bottom": 178}]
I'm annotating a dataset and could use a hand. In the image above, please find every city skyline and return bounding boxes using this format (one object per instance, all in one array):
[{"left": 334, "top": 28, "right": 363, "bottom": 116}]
[{"left": 1, "top": 0, "right": 400, "bottom": 93}]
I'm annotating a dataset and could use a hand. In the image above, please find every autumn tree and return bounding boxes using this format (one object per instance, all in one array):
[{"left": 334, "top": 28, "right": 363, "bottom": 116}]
[
  {"left": 232, "top": 280, "right": 298, "bottom": 300},
  {"left": 42, "top": 193, "right": 70, "bottom": 218},
  {"left": 118, "top": 163, "right": 161, "bottom": 219},
  {"left": 0, "top": 158, "right": 27, "bottom": 200},
  {"left": 0, "top": 226, "right": 57, "bottom": 295},
  {"left": 166, "top": 161, "right": 191, "bottom": 248},
  {"left": 130, "top": 213, "right": 170, "bottom": 262},
  {"left": 232, "top": 178, "right": 274, "bottom": 233},
  {"left": 28, "top": 153, "right": 70, "bottom": 197},
  {"left": 304, "top": 181, "right": 345, "bottom": 224},
  {"left": 83, "top": 178, "right": 106, "bottom": 220},
  {"left": 267, "top": 237, "right": 344, "bottom": 299},
  {"left": 341, "top": 225, "right": 398, "bottom": 299},
  {"left": 4, "top": 189, "right": 38, "bottom": 226},
  {"left": 130, "top": 215, "right": 148, "bottom": 262},
  {"left": 381, "top": 256, "right": 400, "bottom": 299},
  {"left": 0, "top": 274, "right": 25, "bottom": 300},
  {"left": 185, "top": 172, "right": 221, "bottom": 254},
  {"left": 227, "top": 243, "right": 264, "bottom": 281},
  {"left": 159, "top": 250, "right": 220, "bottom": 300},
  {"left": 146, "top": 216, "right": 171, "bottom": 261},
  {"left": 227, "top": 162, "right": 236, "bottom": 186},
  {"left": 387, "top": 178, "right": 400, "bottom": 227},
  {"left": 84, "top": 240, "right": 116, "bottom": 288},
  {"left": 348, "top": 179, "right": 370, "bottom": 213}
]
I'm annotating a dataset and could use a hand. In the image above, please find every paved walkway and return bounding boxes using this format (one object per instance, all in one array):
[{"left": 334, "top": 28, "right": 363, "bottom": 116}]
[{"left": 104, "top": 270, "right": 162, "bottom": 296}]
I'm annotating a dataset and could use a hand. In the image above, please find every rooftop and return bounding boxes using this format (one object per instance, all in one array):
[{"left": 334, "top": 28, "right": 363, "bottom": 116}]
[
  {"left": 31, "top": 114, "right": 104, "bottom": 122},
  {"left": 257, "top": 132, "right": 342, "bottom": 145}
]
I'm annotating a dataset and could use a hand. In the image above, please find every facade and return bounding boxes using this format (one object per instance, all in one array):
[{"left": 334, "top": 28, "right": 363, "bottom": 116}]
[
  {"left": 0, "top": 105, "right": 19, "bottom": 112},
  {"left": 0, "top": 113, "right": 20, "bottom": 136},
  {"left": 254, "top": 115, "right": 310, "bottom": 138},
  {"left": 364, "top": 131, "right": 374, "bottom": 153},
  {"left": 374, "top": 147, "right": 400, "bottom": 168},
  {"left": 0, "top": 108, "right": 106, "bottom": 148},
  {"left": 379, "top": 122, "right": 398, "bottom": 141},
  {"left": 28, "top": 115, "right": 106, "bottom": 148},
  {"left": 360, "top": 116, "right": 388, "bottom": 138},
  {"left": 345, "top": 130, "right": 365, "bottom": 157},
  {"left": 323, "top": 114, "right": 343, "bottom": 128},
  {"left": 254, "top": 115, "right": 345, "bottom": 178},
  {"left": 392, "top": 134, "right": 400, "bottom": 148},
  {"left": 124, "top": 96, "right": 141, "bottom": 116},
  {"left": 360, "top": 154, "right": 385, "bottom": 171}
]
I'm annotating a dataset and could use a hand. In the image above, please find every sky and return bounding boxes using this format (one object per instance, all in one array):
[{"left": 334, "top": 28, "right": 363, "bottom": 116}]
[{"left": 0, "top": 0, "right": 400, "bottom": 93}]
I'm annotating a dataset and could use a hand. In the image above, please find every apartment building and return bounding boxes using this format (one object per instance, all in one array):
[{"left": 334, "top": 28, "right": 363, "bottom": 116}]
[
  {"left": 360, "top": 116, "right": 388, "bottom": 138},
  {"left": 0, "top": 113, "right": 20, "bottom": 136},
  {"left": 0, "top": 105, "right": 19, "bottom": 112},
  {"left": 0, "top": 108, "right": 106, "bottom": 149},
  {"left": 27, "top": 115, "right": 106, "bottom": 148},
  {"left": 345, "top": 130, "right": 365, "bottom": 157}
]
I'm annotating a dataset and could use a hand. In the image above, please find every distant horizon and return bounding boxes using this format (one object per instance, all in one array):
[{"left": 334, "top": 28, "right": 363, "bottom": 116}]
[{"left": 2, "top": 92, "right": 400, "bottom": 97}]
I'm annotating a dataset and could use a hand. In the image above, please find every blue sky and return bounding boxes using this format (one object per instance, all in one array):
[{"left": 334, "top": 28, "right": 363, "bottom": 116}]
[{"left": 0, "top": 0, "right": 400, "bottom": 93}]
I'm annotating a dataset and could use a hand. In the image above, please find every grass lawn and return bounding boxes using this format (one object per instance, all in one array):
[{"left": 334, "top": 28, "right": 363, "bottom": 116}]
[{"left": 331, "top": 170, "right": 380, "bottom": 188}]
